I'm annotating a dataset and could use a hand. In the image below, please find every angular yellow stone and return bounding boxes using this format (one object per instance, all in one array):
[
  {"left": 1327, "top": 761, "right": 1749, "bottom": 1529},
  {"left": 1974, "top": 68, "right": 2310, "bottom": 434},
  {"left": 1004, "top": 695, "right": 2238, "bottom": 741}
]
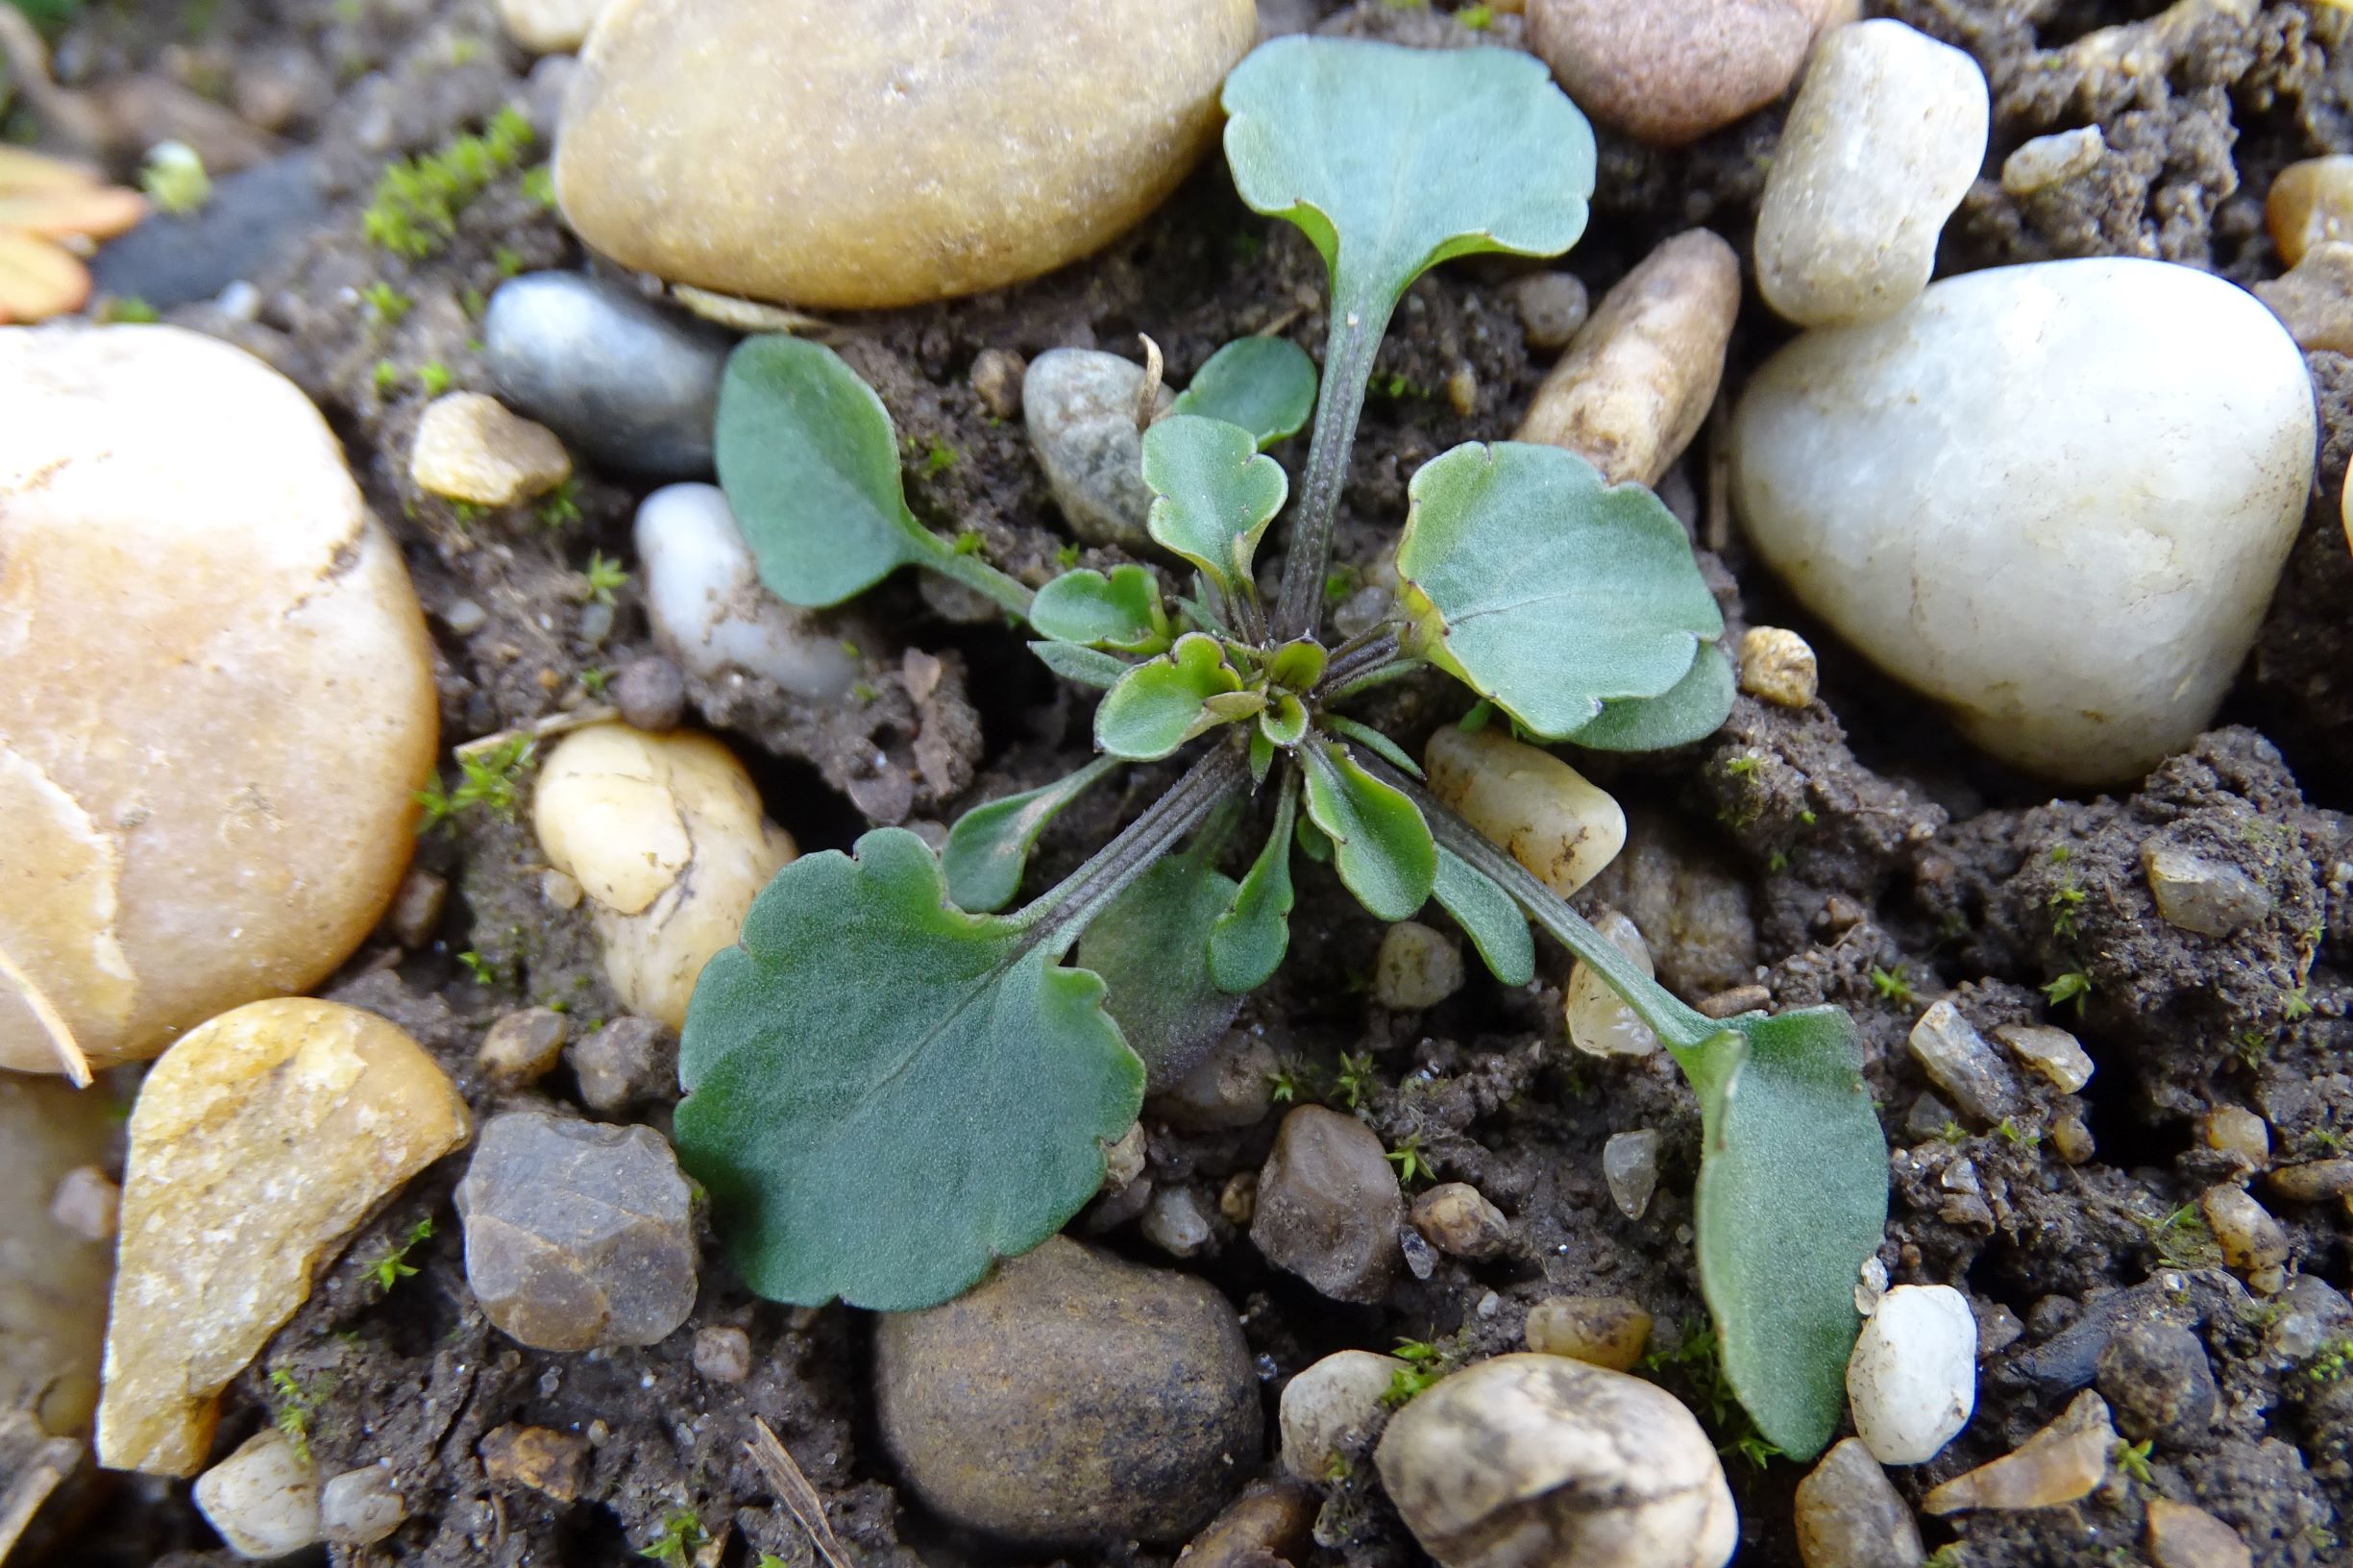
[
  {"left": 0, "top": 326, "right": 439, "bottom": 1072},
  {"left": 1923, "top": 1389, "right": 2113, "bottom": 1515},
  {"left": 0, "top": 1073, "right": 119, "bottom": 1437},
  {"left": 96, "top": 999, "right": 470, "bottom": 1477},
  {"left": 553, "top": 0, "right": 1256, "bottom": 308}
]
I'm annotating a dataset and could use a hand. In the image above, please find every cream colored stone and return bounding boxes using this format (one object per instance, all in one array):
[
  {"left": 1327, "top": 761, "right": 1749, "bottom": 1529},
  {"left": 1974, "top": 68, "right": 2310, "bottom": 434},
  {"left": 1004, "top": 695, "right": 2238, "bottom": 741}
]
[
  {"left": 533, "top": 723, "right": 794, "bottom": 1030},
  {"left": 1374, "top": 921, "right": 1464, "bottom": 1011},
  {"left": 1736, "top": 626, "right": 1819, "bottom": 707},
  {"left": 554, "top": 0, "right": 1256, "bottom": 308},
  {"left": 193, "top": 1429, "right": 321, "bottom": 1559},
  {"left": 0, "top": 1074, "right": 118, "bottom": 1437},
  {"left": 1992, "top": 1022, "right": 2094, "bottom": 1093},
  {"left": 1279, "top": 1350, "right": 1404, "bottom": 1481},
  {"left": 1524, "top": 1295, "right": 1652, "bottom": 1372},
  {"left": 2267, "top": 155, "right": 2353, "bottom": 267},
  {"left": 2202, "top": 1105, "right": 2269, "bottom": 1166},
  {"left": 1923, "top": 1389, "right": 2113, "bottom": 1515},
  {"left": 1424, "top": 726, "right": 1625, "bottom": 899},
  {"left": 500, "top": 0, "right": 612, "bottom": 52},
  {"left": 2200, "top": 1184, "right": 2289, "bottom": 1291},
  {"left": 0, "top": 325, "right": 438, "bottom": 1072},
  {"left": 96, "top": 999, "right": 470, "bottom": 1476},
  {"left": 1564, "top": 909, "right": 1659, "bottom": 1059},
  {"left": 2000, "top": 127, "right": 2105, "bottom": 196},
  {"left": 409, "top": 392, "right": 572, "bottom": 507},
  {"left": 1513, "top": 231, "right": 1738, "bottom": 488}
]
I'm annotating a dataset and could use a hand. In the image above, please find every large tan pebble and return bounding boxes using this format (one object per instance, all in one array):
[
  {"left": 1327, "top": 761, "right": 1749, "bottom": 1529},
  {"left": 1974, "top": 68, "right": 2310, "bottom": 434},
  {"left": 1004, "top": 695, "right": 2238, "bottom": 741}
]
[
  {"left": 554, "top": 0, "right": 1256, "bottom": 308},
  {"left": 1514, "top": 230, "right": 1738, "bottom": 488},
  {"left": 1424, "top": 726, "right": 1625, "bottom": 899},
  {"left": 533, "top": 723, "right": 794, "bottom": 1030},
  {"left": 0, "top": 325, "right": 437, "bottom": 1073},
  {"left": 0, "top": 1074, "right": 119, "bottom": 1437},
  {"left": 96, "top": 998, "right": 470, "bottom": 1476},
  {"left": 1527, "top": 0, "right": 1833, "bottom": 148},
  {"left": 2267, "top": 155, "right": 2353, "bottom": 267},
  {"left": 1376, "top": 1353, "right": 1736, "bottom": 1568}
]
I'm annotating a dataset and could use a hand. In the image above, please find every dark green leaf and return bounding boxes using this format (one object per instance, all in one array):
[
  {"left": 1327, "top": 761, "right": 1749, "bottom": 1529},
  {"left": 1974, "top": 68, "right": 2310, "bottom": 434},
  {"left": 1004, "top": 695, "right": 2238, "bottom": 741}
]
[
  {"left": 674, "top": 830, "right": 1143, "bottom": 1311},
  {"left": 1671, "top": 1008, "right": 1888, "bottom": 1460},
  {"left": 941, "top": 757, "right": 1118, "bottom": 913},
  {"left": 1095, "top": 633, "right": 1244, "bottom": 761},
  {"left": 1301, "top": 743, "right": 1434, "bottom": 922},
  {"left": 1563, "top": 641, "right": 1736, "bottom": 752},
  {"left": 1396, "top": 443, "right": 1723, "bottom": 739},
  {"left": 1210, "top": 776, "right": 1297, "bottom": 992},
  {"left": 1141, "top": 415, "right": 1287, "bottom": 595},
  {"left": 1168, "top": 337, "right": 1318, "bottom": 449},
  {"left": 716, "top": 336, "right": 930, "bottom": 607},
  {"left": 1431, "top": 847, "right": 1533, "bottom": 987},
  {"left": 1075, "top": 847, "right": 1242, "bottom": 1090},
  {"left": 1030, "top": 566, "right": 1170, "bottom": 654},
  {"left": 1029, "top": 641, "right": 1132, "bottom": 690},
  {"left": 1222, "top": 37, "right": 1595, "bottom": 319},
  {"left": 1295, "top": 812, "right": 1334, "bottom": 864}
]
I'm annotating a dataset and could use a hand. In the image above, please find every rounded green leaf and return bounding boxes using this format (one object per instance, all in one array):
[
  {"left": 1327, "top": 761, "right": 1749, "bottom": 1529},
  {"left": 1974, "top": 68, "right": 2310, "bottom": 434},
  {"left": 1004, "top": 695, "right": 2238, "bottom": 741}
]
[
  {"left": 1259, "top": 692, "right": 1309, "bottom": 748},
  {"left": 1169, "top": 336, "right": 1319, "bottom": 449},
  {"left": 1221, "top": 37, "right": 1595, "bottom": 313},
  {"left": 1030, "top": 565, "right": 1171, "bottom": 654},
  {"left": 1563, "top": 641, "right": 1737, "bottom": 753},
  {"left": 1210, "top": 780, "right": 1298, "bottom": 993},
  {"left": 716, "top": 336, "right": 933, "bottom": 607},
  {"left": 1396, "top": 442, "right": 1725, "bottom": 739},
  {"left": 1431, "top": 847, "right": 1533, "bottom": 987},
  {"left": 1095, "top": 633, "right": 1244, "bottom": 761},
  {"left": 1141, "top": 415, "right": 1287, "bottom": 595},
  {"left": 674, "top": 830, "right": 1144, "bottom": 1311},
  {"left": 941, "top": 757, "right": 1119, "bottom": 913},
  {"left": 1300, "top": 742, "right": 1434, "bottom": 922}
]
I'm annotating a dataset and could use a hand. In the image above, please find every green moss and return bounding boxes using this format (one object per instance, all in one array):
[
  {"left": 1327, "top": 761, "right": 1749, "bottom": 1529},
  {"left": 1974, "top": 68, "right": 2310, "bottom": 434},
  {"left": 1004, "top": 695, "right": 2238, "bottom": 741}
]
[{"left": 363, "top": 107, "right": 536, "bottom": 258}]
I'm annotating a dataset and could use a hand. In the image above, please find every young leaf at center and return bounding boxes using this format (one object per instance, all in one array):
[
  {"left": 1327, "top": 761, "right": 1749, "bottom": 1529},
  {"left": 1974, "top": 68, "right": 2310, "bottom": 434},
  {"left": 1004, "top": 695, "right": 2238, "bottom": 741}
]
[
  {"left": 674, "top": 829, "right": 1142, "bottom": 1311},
  {"left": 1141, "top": 414, "right": 1287, "bottom": 596}
]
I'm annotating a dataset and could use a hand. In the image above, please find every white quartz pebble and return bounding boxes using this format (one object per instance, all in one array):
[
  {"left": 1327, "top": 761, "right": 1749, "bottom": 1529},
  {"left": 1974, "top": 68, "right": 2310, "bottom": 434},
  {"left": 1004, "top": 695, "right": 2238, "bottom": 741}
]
[
  {"left": 1281, "top": 1349, "right": 1405, "bottom": 1481},
  {"left": 635, "top": 482, "right": 859, "bottom": 701},
  {"left": 1846, "top": 1285, "right": 1977, "bottom": 1465},
  {"left": 194, "top": 1431, "right": 321, "bottom": 1559}
]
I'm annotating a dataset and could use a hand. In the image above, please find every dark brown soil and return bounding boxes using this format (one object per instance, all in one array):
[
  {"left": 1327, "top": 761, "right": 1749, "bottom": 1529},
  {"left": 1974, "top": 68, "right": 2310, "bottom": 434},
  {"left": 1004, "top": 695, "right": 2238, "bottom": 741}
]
[{"left": 10, "top": 1, "right": 2353, "bottom": 1565}]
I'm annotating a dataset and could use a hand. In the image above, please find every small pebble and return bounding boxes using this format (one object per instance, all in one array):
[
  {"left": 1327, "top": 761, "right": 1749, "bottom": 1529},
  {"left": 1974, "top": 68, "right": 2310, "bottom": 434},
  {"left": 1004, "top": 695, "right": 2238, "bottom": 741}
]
[
  {"left": 443, "top": 599, "right": 488, "bottom": 635},
  {"left": 483, "top": 272, "right": 727, "bottom": 477},
  {"left": 1906, "top": 1000, "right": 2020, "bottom": 1127},
  {"left": 1374, "top": 921, "right": 1464, "bottom": 1010},
  {"left": 635, "top": 483, "right": 860, "bottom": 700},
  {"left": 1923, "top": 1389, "right": 2113, "bottom": 1514},
  {"left": 1025, "top": 349, "right": 1174, "bottom": 550},
  {"left": 1527, "top": 0, "right": 1833, "bottom": 147},
  {"left": 1755, "top": 19, "right": 1988, "bottom": 328},
  {"left": 1603, "top": 1129, "right": 1661, "bottom": 1219},
  {"left": 692, "top": 1325, "right": 752, "bottom": 1384},
  {"left": 1846, "top": 1284, "right": 1976, "bottom": 1465},
  {"left": 1251, "top": 1106, "right": 1404, "bottom": 1304},
  {"left": 1737, "top": 626, "right": 1819, "bottom": 707},
  {"left": 319, "top": 1462, "right": 406, "bottom": 1547},
  {"left": 1999, "top": 126, "right": 2106, "bottom": 196},
  {"left": 48, "top": 1164, "right": 121, "bottom": 1243},
  {"left": 2200, "top": 1185, "right": 2289, "bottom": 1293},
  {"left": 1148, "top": 1030, "right": 1278, "bottom": 1131},
  {"left": 454, "top": 1110, "right": 699, "bottom": 1352},
  {"left": 1524, "top": 1294, "right": 1652, "bottom": 1372},
  {"left": 1143, "top": 1185, "right": 1216, "bottom": 1259},
  {"left": 2252, "top": 240, "right": 2353, "bottom": 355},
  {"left": 1279, "top": 1349, "right": 1403, "bottom": 1480},
  {"left": 478, "top": 1423, "right": 589, "bottom": 1503},
  {"left": 2202, "top": 1106, "right": 2269, "bottom": 1166},
  {"left": 1697, "top": 984, "right": 1772, "bottom": 1019},
  {"left": 499, "top": 0, "right": 612, "bottom": 52},
  {"left": 1513, "top": 229, "right": 1738, "bottom": 487},
  {"left": 1102, "top": 1123, "right": 1148, "bottom": 1192},
  {"left": 2140, "top": 840, "right": 2271, "bottom": 938},
  {"left": 1792, "top": 1437, "right": 1922, "bottom": 1568},
  {"left": 1565, "top": 910, "right": 1660, "bottom": 1059},
  {"left": 539, "top": 869, "right": 584, "bottom": 911},
  {"left": 1507, "top": 271, "right": 1589, "bottom": 351},
  {"left": 2267, "top": 155, "right": 2353, "bottom": 266},
  {"left": 408, "top": 392, "right": 571, "bottom": 507},
  {"left": 1178, "top": 1479, "right": 1319, "bottom": 1568},
  {"left": 1992, "top": 1023, "right": 2094, "bottom": 1094},
  {"left": 2145, "top": 1497, "right": 2253, "bottom": 1568},
  {"left": 1425, "top": 726, "right": 1625, "bottom": 898},
  {"left": 2049, "top": 1113, "right": 2095, "bottom": 1164},
  {"left": 1218, "top": 1172, "right": 1257, "bottom": 1226},
  {"left": 477, "top": 1006, "right": 569, "bottom": 1087},
  {"left": 1410, "top": 1183, "right": 1508, "bottom": 1259},
  {"left": 1377, "top": 1354, "right": 1736, "bottom": 1568},
  {"left": 567, "top": 1016, "right": 677, "bottom": 1115},
  {"left": 194, "top": 1430, "right": 320, "bottom": 1560},
  {"left": 2095, "top": 1322, "right": 2217, "bottom": 1448},
  {"left": 612, "top": 655, "right": 689, "bottom": 732},
  {"left": 384, "top": 868, "right": 448, "bottom": 948},
  {"left": 2267, "top": 1159, "right": 2353, "bottom": 1203},
  {"left": 970, "top": 347, "right": 1026, "bottom": 420}
]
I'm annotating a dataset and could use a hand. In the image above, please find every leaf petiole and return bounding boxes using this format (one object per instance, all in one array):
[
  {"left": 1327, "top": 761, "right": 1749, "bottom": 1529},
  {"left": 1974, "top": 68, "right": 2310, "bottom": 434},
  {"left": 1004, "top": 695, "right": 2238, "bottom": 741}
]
[{"left": 1014, "top": 743, "right": 1248, "bottom": 949}]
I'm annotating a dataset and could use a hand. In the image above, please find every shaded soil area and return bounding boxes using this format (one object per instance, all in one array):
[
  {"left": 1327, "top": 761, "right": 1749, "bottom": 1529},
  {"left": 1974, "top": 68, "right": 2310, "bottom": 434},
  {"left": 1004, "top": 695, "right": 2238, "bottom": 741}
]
[{"left": 9, "top": 0, "right": 2353, "bottom": 1565}]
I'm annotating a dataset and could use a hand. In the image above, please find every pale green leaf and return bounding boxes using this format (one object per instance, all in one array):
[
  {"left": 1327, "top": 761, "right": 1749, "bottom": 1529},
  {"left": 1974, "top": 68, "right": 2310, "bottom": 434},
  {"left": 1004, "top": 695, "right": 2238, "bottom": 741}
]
[
  {"left": 1672, "top": 1008, "right": 1888, "bottom": 1460},
  {"left": 1562, "top": 641, "right": 1736, "bottom": 752},
  {"left": 1141, "top": 414, "right": 1287, "bottom": 594},
  {"left": 1396, "top": 442, "right": 1724, "bottom": 739},
  {"left": 1321, "top": 715, "right": 1421, "bottom": 779},
  {"left": 1029, "top": 641, "right": 1132, "bottom": 690},
  {"left": 1259, "top": 692, "right": 1308, "bottom": 748},
  {"left": 1210, "top": 775, "right": 1297, "bottom": 992},
  {"left": 1030, "top": 565, "right": 1170, "bottom": 654},
  {"left": 1301, "top": 742, "right": 1434, "bottom": 922},
  {"left": 941, "top": 757, "right": 1118, "bottom": 913},
  {"left": 1431, "top": 846, "right": 1533, "bottom": 987},
  {"left": 674, "top": 829, "right": 1142, "bottom": 1310},
  {"left": 1075, "top": 845, "right": 1242, "bottom": 1089},
  {"left": 1095, "top": 633, "right": 1244, "bottom": 761},
  {"left": 1169, "top": 336, "right": 1318, "bottom": 449}
]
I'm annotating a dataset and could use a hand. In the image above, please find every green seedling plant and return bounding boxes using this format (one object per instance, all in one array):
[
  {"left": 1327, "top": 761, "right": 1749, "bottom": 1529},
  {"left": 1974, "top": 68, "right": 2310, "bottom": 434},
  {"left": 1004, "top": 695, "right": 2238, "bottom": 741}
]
[{"left": 675, "top": 36, "right": 1886, "bottom": 1461}]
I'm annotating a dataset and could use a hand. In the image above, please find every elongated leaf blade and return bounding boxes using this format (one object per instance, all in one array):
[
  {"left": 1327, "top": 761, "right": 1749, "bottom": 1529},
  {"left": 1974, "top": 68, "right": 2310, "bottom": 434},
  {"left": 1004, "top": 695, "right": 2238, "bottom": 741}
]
[
  {"left": 1142, "top": 415, "right": 1287, "bottom": 594},
  {"left": 1210, "top": 779, "right": 1297, "bottom": 992},
  {"left": 1432, "top": 847, "right": 1533, "bottom": 987},
  {"left": 1030, "top": 641, "right": 1132, "bottom": 690},
  {"left": 1301, "top": 744, "right": 1434, "bottom": 922},
  {"left": 1095, "top": 633, "right": 1243, "bottom": 761},
  {"left": 1076, "top": 850, "right": 1243, "bottom": 1090},
  {"left": 941, "top": 758, "right": 1116, "bottom": 913},
  {"left": 1397, "top": 443, "right": 1724, "bottom": 739},
  {"left": 1221, "top": 37, "right": 1595, "bottom": 313},
  {"left": 675, "top": 830, "right": 1143, "bottom": 1311},
  {"left": 1562, "top": 641, "right": 1736, "bottom": 753},
  {"left": 717, "top": 336, "right": 935, "bottom": 607},
  {"left": 1030, "top": 565, "right": 1170, "bottom": 654},
  {"left": 1169, "top": 336, "right": 1318, "bottom": 449},
  {"left": 1672, "top": 1007, "right": 1888, "bottom": 1460}
]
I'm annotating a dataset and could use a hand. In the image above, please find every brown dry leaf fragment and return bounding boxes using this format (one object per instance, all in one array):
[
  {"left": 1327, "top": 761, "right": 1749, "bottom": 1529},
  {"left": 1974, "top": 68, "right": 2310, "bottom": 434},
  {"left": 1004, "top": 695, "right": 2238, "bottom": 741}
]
[{"left": 746, "top": 1418, "right": 855, "bottom": 1568}]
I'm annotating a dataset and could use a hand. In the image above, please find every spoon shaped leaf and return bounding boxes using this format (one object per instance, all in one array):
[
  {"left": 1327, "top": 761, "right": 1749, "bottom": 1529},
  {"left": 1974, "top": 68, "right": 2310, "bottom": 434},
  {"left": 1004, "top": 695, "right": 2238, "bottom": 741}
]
[
  {"left": 674, "top": 829, "right": 1143, "bottom": 1311},
  {"left": 1300, "top": 742, "right": 1435, "bottom": 922},
  {"left": 1431, "top": 847, "right": 1534, "bottom": 987},
  {"left": 1030, "top": 565, "right": 1171, "bottom": 655},
  {"left": 941, "top": 756, "right": 1120, "bottom": 914},
  {"left": 1142, "top": 415, "right": 1288, "bottom": 596},
  {"left": 1397, "top": 442, "right": 1724, "bottom": 739},
  {"left": 1561, "top": 641, "right": 1737, "bottom": 753},
  {"left": 1095, "top": 633, "right": 1245, "bottom": 761},
  {"left": 1169, "top": 336, "right": 1318, "bottom": 449},
  {"left": 1210, "top": 777, "right": 1299, "bottom": 993}
]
